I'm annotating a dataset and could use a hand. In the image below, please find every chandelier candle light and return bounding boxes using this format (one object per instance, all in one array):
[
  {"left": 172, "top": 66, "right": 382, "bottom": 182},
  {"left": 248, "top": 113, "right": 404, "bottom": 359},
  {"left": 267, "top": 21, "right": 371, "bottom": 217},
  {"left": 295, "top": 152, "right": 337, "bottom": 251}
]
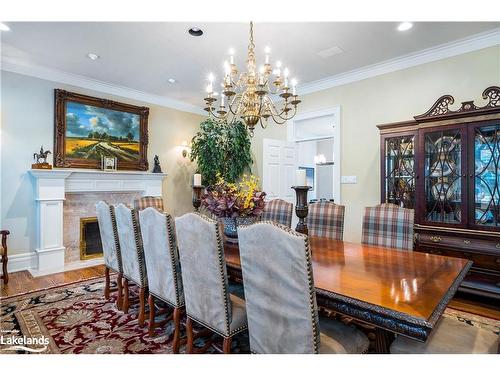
[{"left": 204, "top": 22, "right": 301, "bottom": 135}]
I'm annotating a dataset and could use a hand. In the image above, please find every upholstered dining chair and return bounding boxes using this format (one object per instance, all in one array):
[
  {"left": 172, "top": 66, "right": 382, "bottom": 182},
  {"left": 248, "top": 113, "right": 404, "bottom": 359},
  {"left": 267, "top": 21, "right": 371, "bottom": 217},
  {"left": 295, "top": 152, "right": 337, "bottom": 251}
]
[
  {"left": 361, "top": 204, "right": 415, "bottom": 251},
  {"left": 134, "top": 196, "right": 164, "bottom": 211},
  {"left": 1, "top": 230, "right": 10, "bottom": 284},
  {"left": 260, "top": 198, "right": 293, "bottom": 227},
  {"left": 237, "top": 221, "right": 369, "bottom": 354},
  {"left": 175, "top": 212, "right": 248, "bottom": 354},
  {"left": 139, "top": 207, "right": 185, "bottom": 353},
  {"left": 114, "top": 203, "right": 148, "bottom": 326},
  {"left": 307, "top": 201, "right": 345, "bottom": 240},
  {"left": 390, "top": 316, "right": 499, "bottom": 354},
  {"left": 95, "top": 201, "right": 124, "bottom": 309}
]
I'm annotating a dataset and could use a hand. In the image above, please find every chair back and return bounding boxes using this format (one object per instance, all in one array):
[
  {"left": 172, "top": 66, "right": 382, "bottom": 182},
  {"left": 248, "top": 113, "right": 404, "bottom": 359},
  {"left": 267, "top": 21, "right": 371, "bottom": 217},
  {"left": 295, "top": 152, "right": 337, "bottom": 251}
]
[
  {"left": 134, "top": 196, "right": 164, "bottom": 211},
  {"left": 95, "top": 201, "right": 122, "bottom": 273},
  {"left": 175, "top": 213, "right": 232, "bottom": 336},
  {"left": 307, "top": 201, "right": 345, "bottom": 240},
  {"left": 361, "top": 204, "right": 414, "bottom": 251},
  {"left": 139, "top": 207, "right": 184, "bottom": 308},
  {"left": 114, "top": 203, "right": 148, "bottom": 286},
  {"left": 260, "top": 199, "right": 293, "bottom": 227},
  {"left": 238, "top": 222, "right": 320, "bottom": 353}
]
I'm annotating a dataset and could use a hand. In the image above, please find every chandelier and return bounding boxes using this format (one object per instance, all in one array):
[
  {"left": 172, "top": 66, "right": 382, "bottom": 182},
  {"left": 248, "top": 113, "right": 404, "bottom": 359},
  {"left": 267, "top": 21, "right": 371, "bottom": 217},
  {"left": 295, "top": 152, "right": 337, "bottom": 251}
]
[{"left": 203, "top": 22, "right": 301, "bottom": 135}]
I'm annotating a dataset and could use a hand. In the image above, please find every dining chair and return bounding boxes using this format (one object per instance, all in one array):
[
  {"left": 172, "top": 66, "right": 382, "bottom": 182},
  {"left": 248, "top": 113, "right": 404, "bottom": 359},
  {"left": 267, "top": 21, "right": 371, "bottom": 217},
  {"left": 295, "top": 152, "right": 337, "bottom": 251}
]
[
  {"left": 361, "top": 204, "right": 415, "bottom": 251},
  {"left": 113, "top": 203, "right": 148, "bottom": 327},
  {"left": 134, "top": 196, "right": 164, "bottom": 211},
  {"left": 260, "top": 198, "right": 293, "bottom": 227},
  {"left": 95, "top": 201, "right": 124, "bottom": 309},
  {"left": 139, "top": 207, "right": 185, "bottom": 353},
  {"left": 175, "top": 212, "right": 248, "bottom": 354},
  {"left": 390, "top": 316, "right": 499, "bottom": 353},
  {"left": 237, "top": 221, "right": 369, "bottom": 354},
  {"left": 307, "top": 201, "right": 345, "bottom": 240},
  {"left": 0, "top": 230, "right": 10, "bottom": 284}
]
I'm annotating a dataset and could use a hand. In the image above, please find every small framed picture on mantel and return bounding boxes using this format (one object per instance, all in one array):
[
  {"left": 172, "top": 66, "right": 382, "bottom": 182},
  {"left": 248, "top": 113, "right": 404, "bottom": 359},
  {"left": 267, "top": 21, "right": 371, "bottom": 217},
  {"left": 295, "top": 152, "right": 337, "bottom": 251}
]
[{"left": 53, "top": 89, "right": 150, "bottom": 171}]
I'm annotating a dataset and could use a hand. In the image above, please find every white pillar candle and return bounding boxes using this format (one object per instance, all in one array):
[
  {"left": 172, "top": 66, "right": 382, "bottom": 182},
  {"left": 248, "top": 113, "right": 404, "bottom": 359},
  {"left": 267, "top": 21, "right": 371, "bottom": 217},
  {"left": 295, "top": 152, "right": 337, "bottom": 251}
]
[
  {"left": 194, "top": 173, "right": 202, "bottom": 186},
  {"left": 295, "top": 169, "right": 307, "bottom": 186}
]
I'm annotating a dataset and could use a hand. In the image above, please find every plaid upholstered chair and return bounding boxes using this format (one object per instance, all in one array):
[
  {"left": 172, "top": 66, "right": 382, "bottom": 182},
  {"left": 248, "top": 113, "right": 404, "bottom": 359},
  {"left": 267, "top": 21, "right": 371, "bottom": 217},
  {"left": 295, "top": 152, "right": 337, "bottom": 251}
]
[
  {"left": 307, "top": 202, "right": 345, "bottom": 240},
  {"left": 134, "top": 196, "right": 164, "bottom": 211},
  {"left": 260, "top": 199, "right": 293, "bottom": 227},
  {"left": 238, "top": 221, "right": 369, "bottom": 353},
  {"left": 175, "top": 212, "right": 248, "bottom": 354},
  {"left": 95, "top": 201, "right": 123, "bottom": 309},
  {"left": 114, "top": 204, "right": 149, "bottom": 326},
  {"left": 139, "top": 207, "right": 185, "bottom": 353},
  {"left": 361, "top": 204, "right": 415, "bottom": 251}
]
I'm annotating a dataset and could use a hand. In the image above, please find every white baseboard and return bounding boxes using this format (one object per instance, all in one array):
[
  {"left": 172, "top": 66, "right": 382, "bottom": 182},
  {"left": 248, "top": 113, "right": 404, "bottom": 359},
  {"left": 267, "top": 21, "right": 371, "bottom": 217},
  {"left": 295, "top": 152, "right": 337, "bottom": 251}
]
[{"left": 0, "top": 251, "right": 36, "bottom": 275}]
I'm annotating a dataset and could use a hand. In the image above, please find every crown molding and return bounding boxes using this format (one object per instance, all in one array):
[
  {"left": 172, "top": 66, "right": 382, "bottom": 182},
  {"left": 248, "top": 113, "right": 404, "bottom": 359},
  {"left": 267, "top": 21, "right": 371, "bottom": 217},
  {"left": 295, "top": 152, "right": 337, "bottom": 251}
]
[
  {"left": 299, "top": 28, "right": 500, "bottom": 95},
  {"left": 0, "top": 56, "right": 205, "bottom": 115}
]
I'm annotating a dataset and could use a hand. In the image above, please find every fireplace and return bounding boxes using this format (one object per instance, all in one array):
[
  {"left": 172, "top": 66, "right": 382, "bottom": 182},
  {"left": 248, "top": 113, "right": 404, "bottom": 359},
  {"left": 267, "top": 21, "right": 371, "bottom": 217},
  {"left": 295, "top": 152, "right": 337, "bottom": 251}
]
[{"left": 80, "top": 217, "right": 103, "bottom": 260}]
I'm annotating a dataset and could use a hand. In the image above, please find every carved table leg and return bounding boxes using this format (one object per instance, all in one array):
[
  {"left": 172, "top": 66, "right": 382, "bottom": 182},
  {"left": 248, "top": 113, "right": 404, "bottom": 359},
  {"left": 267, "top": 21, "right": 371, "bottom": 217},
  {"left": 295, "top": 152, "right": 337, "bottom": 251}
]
[{"left": 374, "top": 327, "right": 393, "bottom": 354}]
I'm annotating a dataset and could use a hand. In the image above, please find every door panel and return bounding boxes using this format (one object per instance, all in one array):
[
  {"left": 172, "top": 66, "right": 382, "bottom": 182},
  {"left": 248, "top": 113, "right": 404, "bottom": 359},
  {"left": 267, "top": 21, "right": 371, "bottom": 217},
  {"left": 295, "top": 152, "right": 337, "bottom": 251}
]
[{"left": 263, "top": 139, "right": 296, "bottom": 203}]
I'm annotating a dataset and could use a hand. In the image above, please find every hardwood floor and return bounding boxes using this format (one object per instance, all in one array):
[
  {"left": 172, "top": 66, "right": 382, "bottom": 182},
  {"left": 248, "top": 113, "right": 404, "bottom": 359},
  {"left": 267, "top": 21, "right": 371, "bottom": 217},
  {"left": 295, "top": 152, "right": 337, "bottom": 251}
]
[
  {"left": 1, "top": 265, "right": 106, "bottom": 297},
  {"left": 1, "top": 265, "right": 499, "bottom": 321}
]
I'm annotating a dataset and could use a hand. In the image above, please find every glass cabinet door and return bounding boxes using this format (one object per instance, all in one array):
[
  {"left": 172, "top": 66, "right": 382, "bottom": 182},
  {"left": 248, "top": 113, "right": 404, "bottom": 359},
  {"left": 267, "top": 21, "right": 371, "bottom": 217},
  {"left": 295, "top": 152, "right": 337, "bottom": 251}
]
[
  {"left": 384, "top": 135, "right": 415, "bottom": 208},
  {"left": 422, "top": 127, "right": 465, "bottom": 225},
  {"left": 472, "top": 123, "right": 500, "bottom": 229}
]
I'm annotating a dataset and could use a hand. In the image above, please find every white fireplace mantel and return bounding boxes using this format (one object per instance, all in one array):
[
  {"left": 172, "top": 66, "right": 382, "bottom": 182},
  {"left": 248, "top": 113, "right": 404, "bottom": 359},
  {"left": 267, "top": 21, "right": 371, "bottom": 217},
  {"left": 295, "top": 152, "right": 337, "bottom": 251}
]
[{"left": 28, "top": 168, "right": 167, "bottom": 275}]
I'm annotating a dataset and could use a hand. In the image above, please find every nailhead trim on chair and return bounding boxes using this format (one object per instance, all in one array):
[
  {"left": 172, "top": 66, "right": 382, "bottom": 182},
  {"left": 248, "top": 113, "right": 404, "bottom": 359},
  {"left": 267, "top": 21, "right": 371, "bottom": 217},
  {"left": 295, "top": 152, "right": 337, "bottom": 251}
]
[
  {"left": 131, "top": 208, "right": 148, "bottom": 288},
  {"left": 239, "top": 220, "right": 320, "bottom": 353},
  {"left": 165, "top": 213, "right": 184, "bottom": 308},
  {"left": 109, "top": 204, "right": 124, "bottom": 274},
  {"left": 193, "top": 212, "right": 234, "bottom": 337}
]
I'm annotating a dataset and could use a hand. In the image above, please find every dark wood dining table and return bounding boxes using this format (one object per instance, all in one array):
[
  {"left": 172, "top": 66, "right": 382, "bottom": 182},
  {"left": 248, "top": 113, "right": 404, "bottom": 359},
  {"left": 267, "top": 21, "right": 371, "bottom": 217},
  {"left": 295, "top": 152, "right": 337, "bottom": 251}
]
[{"left": 224, "top": 236, "right": 472, "bottom": 353}]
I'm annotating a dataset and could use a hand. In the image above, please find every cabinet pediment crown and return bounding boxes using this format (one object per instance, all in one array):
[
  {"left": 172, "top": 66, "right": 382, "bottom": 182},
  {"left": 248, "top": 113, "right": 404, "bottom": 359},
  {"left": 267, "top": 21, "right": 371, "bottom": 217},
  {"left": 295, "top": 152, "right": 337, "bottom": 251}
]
[{"left": 414, "top": 86, "right": 500, "bottom": 122}]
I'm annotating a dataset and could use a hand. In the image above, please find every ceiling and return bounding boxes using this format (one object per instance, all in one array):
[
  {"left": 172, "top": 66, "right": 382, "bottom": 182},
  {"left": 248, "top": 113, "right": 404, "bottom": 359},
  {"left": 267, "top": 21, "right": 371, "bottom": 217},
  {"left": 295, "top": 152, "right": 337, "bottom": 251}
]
[{"left": 1, "top": 22, "right": 499, "bottom": 109}]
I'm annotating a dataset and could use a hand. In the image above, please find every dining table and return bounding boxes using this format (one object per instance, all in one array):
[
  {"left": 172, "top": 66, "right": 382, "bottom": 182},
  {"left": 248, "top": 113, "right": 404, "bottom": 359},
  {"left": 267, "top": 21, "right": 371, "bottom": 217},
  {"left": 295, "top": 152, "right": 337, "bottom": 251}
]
[{"left": 223, "top": 236, "right": 472, "bottom": 353}]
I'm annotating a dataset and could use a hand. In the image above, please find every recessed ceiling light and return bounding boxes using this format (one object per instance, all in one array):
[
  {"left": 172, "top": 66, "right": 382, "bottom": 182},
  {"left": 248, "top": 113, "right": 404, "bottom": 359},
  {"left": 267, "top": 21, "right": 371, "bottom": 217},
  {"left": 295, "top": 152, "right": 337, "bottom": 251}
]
[
  {"left": 188, "top": 27, "right": 203, "bottom": 37},
  {"left": 397, "top": 22, "right": 413, "bottom": 31},
  {"left": 167, "top": 78, "right": 177, "bottom": 84},
  {"left": 0, "top": 23, "right": 10, "bottom": 32},
  {"left": 87, "top": 53, "right": 99, "bottom": 60}
]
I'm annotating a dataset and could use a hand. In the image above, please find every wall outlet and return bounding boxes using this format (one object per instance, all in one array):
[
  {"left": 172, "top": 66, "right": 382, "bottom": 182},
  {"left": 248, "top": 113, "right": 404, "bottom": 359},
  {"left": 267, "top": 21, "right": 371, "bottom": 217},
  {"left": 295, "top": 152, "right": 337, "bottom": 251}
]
[{"left": 341, "top": 175, "right": 357, "bottom": 184}]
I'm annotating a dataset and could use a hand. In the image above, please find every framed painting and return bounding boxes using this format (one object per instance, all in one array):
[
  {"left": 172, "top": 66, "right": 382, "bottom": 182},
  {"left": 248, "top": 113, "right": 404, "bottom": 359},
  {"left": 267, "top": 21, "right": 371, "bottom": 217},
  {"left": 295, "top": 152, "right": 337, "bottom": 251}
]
[{"left": 54, "top": 89, "right": 149, "bottom": 170}]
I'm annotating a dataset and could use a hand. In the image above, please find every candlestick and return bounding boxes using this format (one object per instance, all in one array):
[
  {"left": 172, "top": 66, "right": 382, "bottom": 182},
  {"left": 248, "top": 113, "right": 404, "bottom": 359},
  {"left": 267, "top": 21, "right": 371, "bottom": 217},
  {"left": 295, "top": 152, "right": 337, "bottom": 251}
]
[
  {"left": 192, "top": 185, "right": 204, "bottom": 211},
  {"left": 292, "top": 186, "right": 312, "bottom": 235}
]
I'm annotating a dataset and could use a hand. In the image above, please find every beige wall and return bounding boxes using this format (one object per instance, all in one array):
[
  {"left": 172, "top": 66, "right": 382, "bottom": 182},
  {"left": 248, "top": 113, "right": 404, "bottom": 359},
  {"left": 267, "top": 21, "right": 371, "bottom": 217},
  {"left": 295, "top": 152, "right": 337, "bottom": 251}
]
[
  {"left": 251, "top": 46, "right": 500, "bottom": 243},
  {"left": 1, "top": 71, "right": 203, "bottom": 256}
]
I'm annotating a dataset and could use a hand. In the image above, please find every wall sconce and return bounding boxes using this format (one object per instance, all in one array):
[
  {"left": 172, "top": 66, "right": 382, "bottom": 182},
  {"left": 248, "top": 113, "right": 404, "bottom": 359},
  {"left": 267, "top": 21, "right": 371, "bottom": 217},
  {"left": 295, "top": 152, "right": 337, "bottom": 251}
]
[{"left": 180, "top": 140, "right": 191, "bottom": 158}]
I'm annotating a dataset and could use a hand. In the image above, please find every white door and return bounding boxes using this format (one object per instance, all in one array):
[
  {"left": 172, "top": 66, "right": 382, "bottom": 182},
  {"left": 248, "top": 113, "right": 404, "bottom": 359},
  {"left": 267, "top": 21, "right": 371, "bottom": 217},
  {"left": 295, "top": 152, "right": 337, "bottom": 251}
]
[{"left": 262, "top": 138, "right": 296, "bottom": 203}]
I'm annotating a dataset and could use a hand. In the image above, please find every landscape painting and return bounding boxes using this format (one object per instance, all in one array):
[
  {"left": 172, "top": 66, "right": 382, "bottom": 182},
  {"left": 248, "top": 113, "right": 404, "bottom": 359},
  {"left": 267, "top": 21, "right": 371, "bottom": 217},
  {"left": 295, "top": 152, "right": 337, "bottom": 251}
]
[
  {"left": 54, "top": 89, "right": 149, "bottom": 170},
  {"left": 65, "top": 101, "right": 140, "bottom": 161}
]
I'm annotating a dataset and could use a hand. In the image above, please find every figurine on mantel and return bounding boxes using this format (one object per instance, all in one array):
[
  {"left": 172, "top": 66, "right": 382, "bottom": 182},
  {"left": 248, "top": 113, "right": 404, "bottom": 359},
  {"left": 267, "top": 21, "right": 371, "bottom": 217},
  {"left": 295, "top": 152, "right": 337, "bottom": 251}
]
[
  {"left": 32, "top": 146, "right": 52, "bottom": 170},
  {"left": 152, "top": 155, "right": 162, "bottom": 173}
]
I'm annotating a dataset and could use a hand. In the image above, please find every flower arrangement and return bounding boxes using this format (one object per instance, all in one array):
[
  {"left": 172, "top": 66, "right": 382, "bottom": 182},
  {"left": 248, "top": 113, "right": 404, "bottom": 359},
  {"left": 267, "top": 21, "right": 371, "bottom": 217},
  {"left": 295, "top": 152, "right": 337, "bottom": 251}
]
[{"left": 202, "top": 173, "right": 266, "bottom": 218}]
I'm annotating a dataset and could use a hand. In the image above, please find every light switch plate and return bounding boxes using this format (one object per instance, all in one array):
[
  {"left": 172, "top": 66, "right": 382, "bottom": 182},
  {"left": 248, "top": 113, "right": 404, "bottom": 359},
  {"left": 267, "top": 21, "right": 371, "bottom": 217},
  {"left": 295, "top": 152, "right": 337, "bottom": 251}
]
[{"left": 341, "top": 175, "right": 357, "bottom": 184}]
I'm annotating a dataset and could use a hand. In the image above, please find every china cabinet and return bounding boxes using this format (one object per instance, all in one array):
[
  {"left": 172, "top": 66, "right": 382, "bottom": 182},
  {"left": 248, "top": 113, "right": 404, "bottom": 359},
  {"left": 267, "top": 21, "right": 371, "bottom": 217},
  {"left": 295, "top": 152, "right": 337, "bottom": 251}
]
[{"left": 378, "top": 86, "right": 500, "bottom": 301}]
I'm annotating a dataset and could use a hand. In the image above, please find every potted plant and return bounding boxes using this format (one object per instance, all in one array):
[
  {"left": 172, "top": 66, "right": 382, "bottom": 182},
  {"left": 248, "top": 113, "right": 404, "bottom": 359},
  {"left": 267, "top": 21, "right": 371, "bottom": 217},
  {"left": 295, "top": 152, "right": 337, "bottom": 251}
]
[
  {"left": 190, "top": 118, "right": 252, "bottom": 186},
  {"left": 201, "top": 174, "right": 266, "bottom": 240}
]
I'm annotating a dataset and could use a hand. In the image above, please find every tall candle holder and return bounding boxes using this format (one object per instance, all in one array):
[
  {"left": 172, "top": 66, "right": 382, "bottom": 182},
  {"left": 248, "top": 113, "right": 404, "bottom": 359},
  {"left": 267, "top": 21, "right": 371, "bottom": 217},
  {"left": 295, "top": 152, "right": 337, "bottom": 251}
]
[
  {"left": 292, "top": 186, "right": 312, "bottom": 235},
  {"left": 192, "top": 185, "right": 204, "bottom": 211}
]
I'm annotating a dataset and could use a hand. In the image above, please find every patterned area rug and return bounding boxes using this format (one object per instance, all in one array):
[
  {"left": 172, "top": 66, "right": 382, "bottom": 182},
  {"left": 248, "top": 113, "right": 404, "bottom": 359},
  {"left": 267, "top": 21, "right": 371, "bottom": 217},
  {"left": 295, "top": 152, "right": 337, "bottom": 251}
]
[
  {"left": 0, "top": 277, "right": 249, "bottom": 354},
  {"left": 1, "top": 277, "right": 498, "bottom": 354}
]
